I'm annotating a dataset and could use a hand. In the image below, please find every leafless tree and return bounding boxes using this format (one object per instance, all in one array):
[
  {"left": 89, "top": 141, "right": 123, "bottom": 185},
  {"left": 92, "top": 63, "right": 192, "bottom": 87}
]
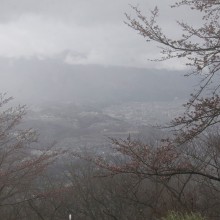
[
  {"left": 125, "top": 0, "right": 220, "bottom": 144},
  {"left": 0, "top": 94, "right": 58, "bottom": 219}
]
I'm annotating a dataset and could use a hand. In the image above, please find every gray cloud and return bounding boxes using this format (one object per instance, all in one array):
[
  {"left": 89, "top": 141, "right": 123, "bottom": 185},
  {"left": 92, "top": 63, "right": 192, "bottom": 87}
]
[{"left": 0, "top": 0, "right": 201, "bottom": 69}]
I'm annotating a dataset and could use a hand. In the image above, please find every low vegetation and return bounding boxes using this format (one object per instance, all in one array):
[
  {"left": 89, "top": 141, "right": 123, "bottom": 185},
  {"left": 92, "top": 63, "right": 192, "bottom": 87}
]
[{"left": 162, "top": 212, "right": 206, "bottom": 220}]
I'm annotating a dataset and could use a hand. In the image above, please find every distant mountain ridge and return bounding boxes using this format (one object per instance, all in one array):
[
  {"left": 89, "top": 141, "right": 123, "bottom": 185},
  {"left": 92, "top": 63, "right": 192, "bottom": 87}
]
[{"left": 0, "top": 57, "right": 197, "bottom": 105}]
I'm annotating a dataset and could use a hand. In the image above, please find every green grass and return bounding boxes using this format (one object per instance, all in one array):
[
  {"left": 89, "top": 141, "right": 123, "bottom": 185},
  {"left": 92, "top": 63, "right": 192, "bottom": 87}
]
[{"left": 161, "top": 211, "right": 206, "bottom": 220}]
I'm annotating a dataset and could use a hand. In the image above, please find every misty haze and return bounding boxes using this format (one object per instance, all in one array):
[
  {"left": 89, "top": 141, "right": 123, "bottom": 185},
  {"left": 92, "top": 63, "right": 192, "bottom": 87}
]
[{"left": 0, "top": 1, "right": 219, "bottom": 220}]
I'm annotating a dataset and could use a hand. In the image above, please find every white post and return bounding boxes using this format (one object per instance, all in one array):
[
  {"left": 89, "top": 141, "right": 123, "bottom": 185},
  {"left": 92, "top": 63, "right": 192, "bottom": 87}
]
[{"left": 69, "top": 214, "right": 72, "bottom": 220}]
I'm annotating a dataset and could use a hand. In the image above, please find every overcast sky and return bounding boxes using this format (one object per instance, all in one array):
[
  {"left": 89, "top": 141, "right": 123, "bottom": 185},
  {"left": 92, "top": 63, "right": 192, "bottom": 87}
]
[{"left": 0, "top": 0, "right": 201, "bottom": 70}]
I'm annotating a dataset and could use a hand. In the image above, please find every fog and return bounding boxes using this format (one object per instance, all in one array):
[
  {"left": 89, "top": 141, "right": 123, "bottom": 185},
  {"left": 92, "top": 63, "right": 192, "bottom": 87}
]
[
  {"left": 0, "top": 56, "right": 196, "bottom": 106},
  {"left": 0, "top": 0, "right": 201, "bottom": 147},
  {"left": 0, "top": 1, "right": 211, "bottom": 219},
  {"left": 0, "top": 0, "right": 200, "bottom": 106}
]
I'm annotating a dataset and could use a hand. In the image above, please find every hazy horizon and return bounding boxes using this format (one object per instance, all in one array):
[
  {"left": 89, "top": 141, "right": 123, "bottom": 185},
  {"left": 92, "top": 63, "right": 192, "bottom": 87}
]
[{"left": 0, "top": 56, "right": 197, "bottom": 106}]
